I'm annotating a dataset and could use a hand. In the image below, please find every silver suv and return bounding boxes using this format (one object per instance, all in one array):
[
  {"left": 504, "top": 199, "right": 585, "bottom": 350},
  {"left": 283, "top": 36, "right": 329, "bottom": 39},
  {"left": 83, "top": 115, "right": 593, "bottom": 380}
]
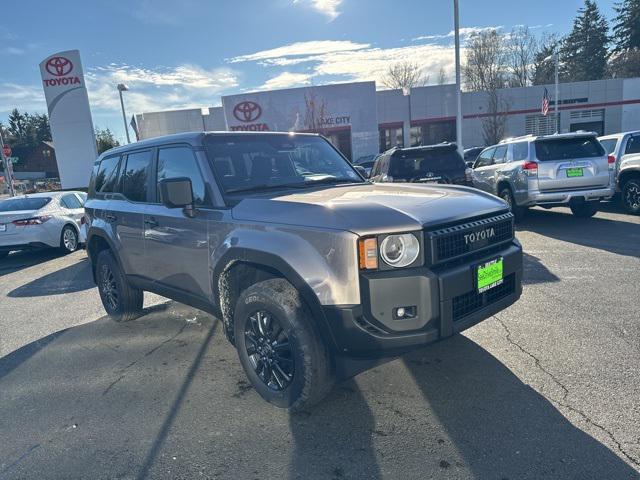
[
  {"left": 598, "top": 131, "right": 640, "bottom": 215},
  {"left": 472, "top": 132, "right": 614, "bottom": 219},
  {"left": 85, "top": 132, "right": 523, "bottom": 409}
]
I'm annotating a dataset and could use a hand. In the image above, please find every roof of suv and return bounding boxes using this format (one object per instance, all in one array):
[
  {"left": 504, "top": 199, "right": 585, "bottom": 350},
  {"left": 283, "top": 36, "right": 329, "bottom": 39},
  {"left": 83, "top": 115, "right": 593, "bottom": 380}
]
[
  {"left": 99, "top": 131, "right": 321, "bottom": 158},
  {"left": 598, "top": 130, "right": 640, "bottom": 141},
  {"left": 386, "top": 142, "right": 458, "bottom": 156},
  {"left": 498, "top": 132, "right": 599, "bottom": 145}
]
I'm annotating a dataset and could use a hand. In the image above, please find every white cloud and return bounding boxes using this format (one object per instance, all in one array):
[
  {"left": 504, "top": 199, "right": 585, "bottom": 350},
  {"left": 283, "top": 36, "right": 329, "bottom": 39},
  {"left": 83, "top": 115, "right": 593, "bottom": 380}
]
[
  {"left": 230, "top": 40, "right": 462, "bottom": 90},
  {"left": 293, "top": 0, "right": 343, "bottom": 20},
  {"left": 0, "top": 47, "right": 25, "bottom": 55},
  {"left": 85, "top": 63, "right": 239, "bottom": 114},
  {"left": 0, "top": 83, "right": 46, "bottom": 116},
  {"left": 413, "top": 25, "right": 503, "bottom": 42},
  {"left": 261, "top": 72, "right": 312, "bottom": 90},
  {"left": 229, "top": 40, "right": 368, "bottom": 63}
]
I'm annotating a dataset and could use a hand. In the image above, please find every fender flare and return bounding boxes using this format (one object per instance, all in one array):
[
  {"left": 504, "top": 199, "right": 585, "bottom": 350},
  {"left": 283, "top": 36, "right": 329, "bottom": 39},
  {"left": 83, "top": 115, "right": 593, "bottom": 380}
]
[
  {"left": 212, "top": 247, "right": 338, "bottom": 351},
  {"left": 86, "top": 228, "right": 125, "bottom": 283}
]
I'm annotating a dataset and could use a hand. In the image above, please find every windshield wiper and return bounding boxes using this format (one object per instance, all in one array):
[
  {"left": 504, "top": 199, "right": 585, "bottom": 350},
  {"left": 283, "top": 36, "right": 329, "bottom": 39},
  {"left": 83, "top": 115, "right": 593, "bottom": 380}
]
[
  {"left": 303, "top": 177, "right": 361, "bottom": 186},
  {"left": 225, "top": 183, "right": 307, "bottom": 194}
]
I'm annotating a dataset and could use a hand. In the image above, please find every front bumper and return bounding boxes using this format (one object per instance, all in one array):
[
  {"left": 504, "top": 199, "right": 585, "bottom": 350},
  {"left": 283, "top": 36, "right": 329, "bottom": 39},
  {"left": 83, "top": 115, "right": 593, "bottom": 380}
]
[
  {"left": 323, "top": 241, "right": 522, "bottom": 359},
  {"left": 524, "top": 186, "right": 614, "bottom": 206}
]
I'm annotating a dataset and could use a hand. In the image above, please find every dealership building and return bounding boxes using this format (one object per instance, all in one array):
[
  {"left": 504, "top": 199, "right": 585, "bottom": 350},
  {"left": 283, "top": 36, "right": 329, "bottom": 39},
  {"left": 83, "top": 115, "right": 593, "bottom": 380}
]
[{"left": 136, "top": 77, "right": 640, "bottom": 161}]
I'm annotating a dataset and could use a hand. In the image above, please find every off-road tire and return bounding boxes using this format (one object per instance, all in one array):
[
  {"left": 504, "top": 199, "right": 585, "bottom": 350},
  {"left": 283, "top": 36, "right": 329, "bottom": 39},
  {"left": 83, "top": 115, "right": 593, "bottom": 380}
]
[
  {"left": 60, "top": 225, "right": 79, "bottom": 254},
  {"left": 234, "top": 278, "right": 334, "bottom": 410},
  {"left": 621, "top": 178, "right": 640, "bottom": 215},
  {"left": 570, "top": 201, "right": 598, "bottom": 218},
  {"left": 499, "top": 188, "right": 526, "bottom": 221},
  {"left": 96, "top": 249, "right": 144, "bottom": 322}
]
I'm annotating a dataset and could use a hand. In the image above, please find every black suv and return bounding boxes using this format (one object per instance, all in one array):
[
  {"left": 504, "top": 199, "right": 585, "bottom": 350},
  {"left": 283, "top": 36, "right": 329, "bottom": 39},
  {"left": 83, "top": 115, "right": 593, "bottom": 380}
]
[{"left": 370, "top": 143, "right": 472, "bottom": 186}]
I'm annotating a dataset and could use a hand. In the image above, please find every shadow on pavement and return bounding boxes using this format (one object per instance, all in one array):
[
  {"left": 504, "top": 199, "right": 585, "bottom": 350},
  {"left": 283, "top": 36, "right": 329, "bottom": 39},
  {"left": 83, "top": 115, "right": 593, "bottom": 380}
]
[
  {"left": 0, "top": 249, "right": 66, "bottom": 278},
  {"left": 518, "top": 207, "right": 640, "bottom": 258},
  {"left": 288, "top": 380, "right": 382, "bottom": 480},
  {"left": 522, "top": 252, "right": 560, "bottom": 285},
  {"left": 7, "top": 258, "right": 94, "bottom": 297},
  {"left": 403, "top": 335, "right": 638, "bottom": 479}
]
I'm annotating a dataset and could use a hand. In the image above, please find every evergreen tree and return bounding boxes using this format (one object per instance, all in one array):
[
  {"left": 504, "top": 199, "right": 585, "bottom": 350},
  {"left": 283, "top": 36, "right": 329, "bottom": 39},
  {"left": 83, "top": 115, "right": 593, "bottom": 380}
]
[
  {"left": 95, "top": 127, "right": 120, "bottom": 154},
  {"left": 612, "top": 0, "right": 640, "bottom": 52},
  {"left": 532, "top": 34, "right": 561, "bottom": 85},
  {"left": 561, "top": 0, "right": 610, "bottom": 82}
]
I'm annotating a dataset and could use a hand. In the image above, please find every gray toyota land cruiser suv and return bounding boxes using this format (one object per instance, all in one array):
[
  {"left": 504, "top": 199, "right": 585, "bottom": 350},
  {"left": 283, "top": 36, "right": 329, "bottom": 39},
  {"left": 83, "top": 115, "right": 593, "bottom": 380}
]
[{"left": 85, "top": 132, "right": 523, "bottom": 409}]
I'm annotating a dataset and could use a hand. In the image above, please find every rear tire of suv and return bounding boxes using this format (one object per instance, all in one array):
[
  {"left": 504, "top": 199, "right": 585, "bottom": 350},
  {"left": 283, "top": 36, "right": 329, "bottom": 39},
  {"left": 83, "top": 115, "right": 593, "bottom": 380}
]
[
  {"left": 233, "top": 278, "right": 334, "bottom": 411},
  {"left": 499, "top": 188, "right": 525, "bottom": 221},
  {"left": 60, "top": 225, "right": 79, "bottom": 254},
  {"left": 570, "top": 201, "right": 598, "bottom": 218},
  {"left": 96, "top": 250, "right": 144, "bottom": 322},
  {"left": 621, "top": 178, "right": 640, "bottom": 215}
]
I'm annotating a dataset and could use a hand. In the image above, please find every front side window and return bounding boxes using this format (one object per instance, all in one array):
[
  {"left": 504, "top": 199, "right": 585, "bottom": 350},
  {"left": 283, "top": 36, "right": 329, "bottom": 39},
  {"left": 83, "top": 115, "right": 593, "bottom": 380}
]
[
  {"left": 61, "top": 194, "right": 82, "bottom": 209},
  {"left": 475, "top": 148, "right": 495, "bottom": 168},
  {"left": 95, "top": 155, "right": 121, "bottom": 193},
  {"left": 492, "top": 145, "right": 508, "bottom": 164},
  {"left": 535, "top": 137, "right": 605, "bottom": 161},
  {"left": 625, "top": 136, "right": 640, "bottom": 155},
  {"left": 205, "top": 135, "right": 363, "bottom": 195},
  {"left": 157, "top": 146, "right": 209, "bottom": 205},
  {"left": 121, "top": 150, "right": 152, "bottom": 202}
]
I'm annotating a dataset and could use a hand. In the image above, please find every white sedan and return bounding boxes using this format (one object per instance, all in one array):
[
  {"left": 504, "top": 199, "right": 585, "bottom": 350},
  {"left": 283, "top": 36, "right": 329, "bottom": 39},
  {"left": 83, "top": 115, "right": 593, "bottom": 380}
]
[{"left": 0, "top": 191, "right": 86, "bottom": 259}]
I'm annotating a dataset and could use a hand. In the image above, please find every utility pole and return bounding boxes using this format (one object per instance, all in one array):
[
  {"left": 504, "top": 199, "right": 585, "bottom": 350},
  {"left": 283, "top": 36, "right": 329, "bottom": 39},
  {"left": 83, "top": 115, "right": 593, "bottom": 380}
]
[
  {"left": 554, "top": 51, "right": 560, "bottom": 134},
  {"left": 0, "top": 129, "right": 15, "bottom": 197},
  {"left": 454, "top": 0, "right": 463, "bottom": 155}
]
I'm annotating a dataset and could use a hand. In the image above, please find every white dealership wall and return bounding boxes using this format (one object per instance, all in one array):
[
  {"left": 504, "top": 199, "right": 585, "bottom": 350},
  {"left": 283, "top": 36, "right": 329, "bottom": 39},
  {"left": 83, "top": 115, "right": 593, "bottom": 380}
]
[
  {"left": 135, "top": 77, "right": 640, "bottom": 155},
  {"left": 39, "top": 50, "right": 97, "bottom": 189}
]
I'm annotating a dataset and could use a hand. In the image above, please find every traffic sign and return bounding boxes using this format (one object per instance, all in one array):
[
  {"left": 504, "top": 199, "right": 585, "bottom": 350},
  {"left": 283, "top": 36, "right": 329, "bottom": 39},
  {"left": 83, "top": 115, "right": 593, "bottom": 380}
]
[{"left": 2, "top": 146, "right": 11, "bottom": 157}]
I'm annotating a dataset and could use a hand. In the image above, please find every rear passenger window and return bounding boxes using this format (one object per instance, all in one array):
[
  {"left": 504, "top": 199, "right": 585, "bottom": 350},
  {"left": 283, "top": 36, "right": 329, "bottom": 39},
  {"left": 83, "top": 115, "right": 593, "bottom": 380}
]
[
  {"left": 95, "top": 155, "right": 121, "bottom": 193},
  {"left": 625, "top": 136, "right": 640, "bottom": 155},
  {"left": 121, "top": 150, "right": 152, "bottom": 202},
  {"left": 157, "top": 147, "right": 210, "bottom": 206},
  {"left": 512, "top": 142, "right": 528, "bottom": 161}
]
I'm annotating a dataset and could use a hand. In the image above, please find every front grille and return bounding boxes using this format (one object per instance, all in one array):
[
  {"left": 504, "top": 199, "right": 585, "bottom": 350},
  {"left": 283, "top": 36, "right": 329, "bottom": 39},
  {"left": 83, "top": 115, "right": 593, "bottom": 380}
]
[
  {"left": 426, "top": 212, "right": 514, "bottom": 265},
  {"left": 452, "top": 274, "right": 515, "bottom": 321}
]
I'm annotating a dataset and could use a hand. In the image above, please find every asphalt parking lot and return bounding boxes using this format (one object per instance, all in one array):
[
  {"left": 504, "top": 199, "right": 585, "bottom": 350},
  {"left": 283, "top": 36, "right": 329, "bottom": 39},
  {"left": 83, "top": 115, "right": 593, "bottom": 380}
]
[{"left": 0, "top": 204, "right": 639, "bottom": 480}]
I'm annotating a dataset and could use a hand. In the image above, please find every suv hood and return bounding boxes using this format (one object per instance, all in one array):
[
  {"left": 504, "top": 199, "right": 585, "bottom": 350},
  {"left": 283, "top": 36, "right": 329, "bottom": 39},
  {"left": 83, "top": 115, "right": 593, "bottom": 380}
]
[{"left": 231, "top": 183, "right": 508, "bottom": 236}]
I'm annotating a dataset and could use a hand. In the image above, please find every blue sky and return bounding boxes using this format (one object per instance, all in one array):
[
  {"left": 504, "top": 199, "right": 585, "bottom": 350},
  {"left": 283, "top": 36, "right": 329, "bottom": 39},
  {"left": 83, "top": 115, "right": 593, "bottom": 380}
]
[{"left": 1, "top": 0, "right": 618, "bottom": 143}]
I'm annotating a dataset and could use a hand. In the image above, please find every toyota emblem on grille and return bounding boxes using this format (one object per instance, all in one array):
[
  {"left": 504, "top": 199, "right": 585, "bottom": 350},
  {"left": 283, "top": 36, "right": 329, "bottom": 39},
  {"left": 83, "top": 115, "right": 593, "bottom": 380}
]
[
  {"left": 45, "top": 56, "right": 73, "bottom": 77},
  {"left": 464, "top": 227, "right": 496, "bottom": 245}
]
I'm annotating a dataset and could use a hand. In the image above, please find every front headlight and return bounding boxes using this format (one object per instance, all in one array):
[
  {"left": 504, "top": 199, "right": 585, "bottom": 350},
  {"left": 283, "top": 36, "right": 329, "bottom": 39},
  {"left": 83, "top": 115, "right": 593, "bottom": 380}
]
[{"left": 380, "top": 233, "right": 420, "bottom": 267}]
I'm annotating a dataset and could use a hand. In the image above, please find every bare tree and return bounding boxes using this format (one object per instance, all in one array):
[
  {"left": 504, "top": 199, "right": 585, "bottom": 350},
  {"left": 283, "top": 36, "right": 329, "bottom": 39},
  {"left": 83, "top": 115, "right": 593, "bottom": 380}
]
[
  {"left": 436, "top": 66, "right": 448, "bottom": 85},
  {"left": 463, "top": 29, "right": 509, "bottom": 92},
  {"left": 303, "top": 89, "right": 330, "bottom": 135},
  {"left": 508, "top": 26, "right": 538, "bottom": 87},
  {"left": 382, "top": 61, "right": 429, "bottom": 93},
  {"left": 464, "top": 29, "right": 510, "bottom": 143}
]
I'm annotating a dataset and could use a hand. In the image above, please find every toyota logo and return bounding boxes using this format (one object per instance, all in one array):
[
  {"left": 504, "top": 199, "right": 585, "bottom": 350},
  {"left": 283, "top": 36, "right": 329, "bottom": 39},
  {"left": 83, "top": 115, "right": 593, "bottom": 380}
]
[
  {"left": 233, "top": 101, "right": 262, "bottom": 123},
  {"left": 45, "top": 56, "right": 73, "bottom": 77}
]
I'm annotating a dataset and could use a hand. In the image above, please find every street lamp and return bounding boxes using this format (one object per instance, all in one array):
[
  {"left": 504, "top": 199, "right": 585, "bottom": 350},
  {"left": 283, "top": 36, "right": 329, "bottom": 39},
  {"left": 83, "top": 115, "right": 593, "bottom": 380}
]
[
  {"left": 453, "top": 0, "right": 463, "bottom": 155},
  {"left": 543, "top": 52, "right": 560, "bottom": 134},
  {"left": 117, "top": 83, "right": 131, "bottom": 144}
]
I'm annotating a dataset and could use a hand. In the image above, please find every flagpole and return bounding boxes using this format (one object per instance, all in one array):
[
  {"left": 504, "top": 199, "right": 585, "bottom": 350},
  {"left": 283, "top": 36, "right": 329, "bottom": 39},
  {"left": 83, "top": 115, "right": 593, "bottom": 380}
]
[{"left": 554, "top": 52, "right": 559, "bottom": 134}]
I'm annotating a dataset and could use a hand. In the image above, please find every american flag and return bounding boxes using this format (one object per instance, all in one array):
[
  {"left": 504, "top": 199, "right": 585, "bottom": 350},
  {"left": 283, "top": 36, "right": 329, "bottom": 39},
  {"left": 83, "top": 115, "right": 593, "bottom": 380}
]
[{"left": 541, "top": 88, "right": 550, "bottom": 116}]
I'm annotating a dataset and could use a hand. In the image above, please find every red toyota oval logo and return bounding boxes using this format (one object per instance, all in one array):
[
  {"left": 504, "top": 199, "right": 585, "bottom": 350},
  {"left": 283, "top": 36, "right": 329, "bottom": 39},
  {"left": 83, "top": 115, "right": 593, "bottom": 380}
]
[
  {"left": 233, "top": 101, "right": 262, "bottom": 123},
  {"left": 45, "top": 56, "right": 73, "bottom": 77}
]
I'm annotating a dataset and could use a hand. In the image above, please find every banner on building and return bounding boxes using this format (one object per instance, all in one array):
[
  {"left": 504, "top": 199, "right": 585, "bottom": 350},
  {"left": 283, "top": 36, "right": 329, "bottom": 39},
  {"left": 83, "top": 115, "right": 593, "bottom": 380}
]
[{"left": 39, "top": 50, "right": 97, "bottom": 189}]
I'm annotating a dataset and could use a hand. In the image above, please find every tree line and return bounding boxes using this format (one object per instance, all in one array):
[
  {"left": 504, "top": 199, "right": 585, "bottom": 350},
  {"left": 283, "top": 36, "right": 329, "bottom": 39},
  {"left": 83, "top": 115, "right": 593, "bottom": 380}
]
[{"left": 0, "top": 108, "right": 120, "bottom": 155}]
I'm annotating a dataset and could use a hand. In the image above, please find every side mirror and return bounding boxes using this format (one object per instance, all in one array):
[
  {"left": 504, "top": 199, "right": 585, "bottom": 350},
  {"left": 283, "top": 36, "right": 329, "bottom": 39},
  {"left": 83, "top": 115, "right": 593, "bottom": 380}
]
[
  {"left": 354, "top": 165, "right": 367, "bottom": 178},
  {"left": 465, "top": 161, "right": 475, "bottom": 169},
  {"left": 159, "top": 177, "right": 195, "bottom": 216}
]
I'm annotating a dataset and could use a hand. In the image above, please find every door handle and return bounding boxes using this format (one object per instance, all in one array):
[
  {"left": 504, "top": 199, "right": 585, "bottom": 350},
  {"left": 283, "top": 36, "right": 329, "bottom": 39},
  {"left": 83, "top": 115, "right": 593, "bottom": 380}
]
[
  {"left": 104, "top": 213, "right": 117, "bottom": 222},
  {"left": 144, "top": 217, "right": 159, "bottom": 228}
]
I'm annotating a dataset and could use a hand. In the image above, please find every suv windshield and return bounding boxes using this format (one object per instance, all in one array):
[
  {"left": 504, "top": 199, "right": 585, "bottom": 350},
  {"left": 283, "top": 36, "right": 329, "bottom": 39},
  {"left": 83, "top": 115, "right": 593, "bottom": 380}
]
[
  {"left": 535, "top": 137, "right": 604, "bottom": 161},
  {"left": 204, "top": 134, "right": 363, "bottom": 194},
  {"left": 389, "top": 148, "right": 464, "bottom": 180},
  {"left": 0, "top": 197, "right": 51, "bottom": 212}
]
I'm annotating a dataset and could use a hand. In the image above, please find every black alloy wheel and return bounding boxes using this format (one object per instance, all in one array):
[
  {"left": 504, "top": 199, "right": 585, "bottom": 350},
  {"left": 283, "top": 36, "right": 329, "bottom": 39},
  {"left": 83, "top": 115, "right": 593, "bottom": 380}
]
[
  {"left": 244, "top": 310, "right": 294, "bottom": 391},
  {"left": 100, "top": 261, "right": 119, "bottom": 312},
  {"left": 622, "top": 178, "right": 640, "bottom": 215}
]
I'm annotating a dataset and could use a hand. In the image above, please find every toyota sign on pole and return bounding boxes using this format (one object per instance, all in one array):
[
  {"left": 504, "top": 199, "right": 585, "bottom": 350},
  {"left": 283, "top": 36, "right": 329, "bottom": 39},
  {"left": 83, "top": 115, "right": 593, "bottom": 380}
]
[{"left": 39, "top": 50, "right": 97, "bottom": 189}]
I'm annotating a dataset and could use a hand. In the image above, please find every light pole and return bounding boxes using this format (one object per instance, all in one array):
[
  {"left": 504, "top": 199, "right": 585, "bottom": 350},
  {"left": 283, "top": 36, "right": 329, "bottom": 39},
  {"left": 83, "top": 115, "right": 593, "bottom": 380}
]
[
  {"left": 117, "top": 83, "right": 131, "bottom": 143},
  {"left": 201, "top": 107, "right": 210, "bottom": 132},
  {"left": 453, "top": 0, "right": 463, "bottom": 155}
]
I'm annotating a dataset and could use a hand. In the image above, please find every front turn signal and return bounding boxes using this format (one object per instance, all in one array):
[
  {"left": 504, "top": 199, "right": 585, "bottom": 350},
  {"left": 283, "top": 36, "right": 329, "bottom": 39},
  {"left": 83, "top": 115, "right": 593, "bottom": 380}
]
[{"left": 358, "top": 237, "right": 378, "bottom": 270}]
